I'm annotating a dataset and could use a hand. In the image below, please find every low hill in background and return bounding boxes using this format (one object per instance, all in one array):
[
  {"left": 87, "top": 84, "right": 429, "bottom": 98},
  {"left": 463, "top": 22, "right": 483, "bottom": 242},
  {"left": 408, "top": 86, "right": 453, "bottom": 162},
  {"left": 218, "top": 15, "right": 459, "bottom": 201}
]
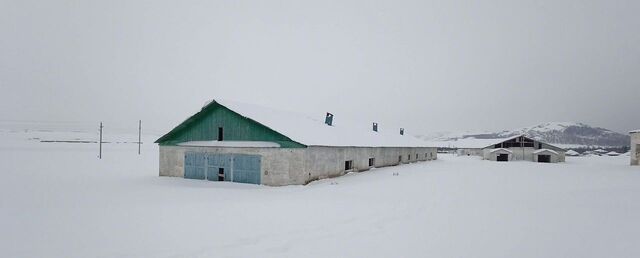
[{"left": 420, "top": 122, "right": 630, "bottom": 150}]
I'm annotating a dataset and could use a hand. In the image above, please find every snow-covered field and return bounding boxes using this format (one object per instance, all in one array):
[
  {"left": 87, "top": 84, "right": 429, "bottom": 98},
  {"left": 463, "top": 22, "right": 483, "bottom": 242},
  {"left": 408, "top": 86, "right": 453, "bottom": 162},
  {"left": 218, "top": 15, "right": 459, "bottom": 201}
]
[{"left": 2, "top": 130, "right": 640, "bottom": 258}]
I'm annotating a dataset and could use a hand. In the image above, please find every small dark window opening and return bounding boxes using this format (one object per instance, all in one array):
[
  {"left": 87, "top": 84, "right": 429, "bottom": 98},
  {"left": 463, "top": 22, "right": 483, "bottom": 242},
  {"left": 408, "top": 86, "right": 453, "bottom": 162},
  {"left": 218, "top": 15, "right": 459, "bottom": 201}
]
[
  {"left": 345, "top": 160, "right": 353, "bottom": 171},
  {"left": 497, "top": 154, "right": 509, "bottom": 162},
  {"left": 218, "top": 168, "right": 225, "bottom": 181},
  {"left": 398, "top": 156, "right": 402, "bottom": 163},
  {"left": 415, "top": 154, "right": 418, "bottom": 160},
  {"left": 501, "top": 137, "right": 535, "bottom": 148},
  {"left": 217, "top": 127, "right": 224, "bottom": 141},
  {"left": 368, "top": 158, "right": 375, "bottom": 167},
  {"left": 538, "top": 155, "right": 551, "bottom": 163},
  {"left": 522, "top": 137, "right": 534, "bottom": 147},
  {"left": 407, "top": 155, "right": 411, "bottom": 161}
]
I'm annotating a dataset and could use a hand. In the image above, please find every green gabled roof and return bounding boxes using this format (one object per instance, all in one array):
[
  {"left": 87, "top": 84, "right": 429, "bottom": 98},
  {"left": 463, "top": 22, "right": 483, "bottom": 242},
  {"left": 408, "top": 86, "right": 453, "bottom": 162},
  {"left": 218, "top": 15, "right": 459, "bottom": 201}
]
[{"left": 155, "top": 101, "right": 306, "bottom": 148}]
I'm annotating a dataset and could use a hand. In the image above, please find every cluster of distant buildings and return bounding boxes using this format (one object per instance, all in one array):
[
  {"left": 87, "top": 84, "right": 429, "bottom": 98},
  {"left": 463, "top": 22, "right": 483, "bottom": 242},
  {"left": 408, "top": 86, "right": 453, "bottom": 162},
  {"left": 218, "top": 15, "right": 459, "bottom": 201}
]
[
  {"left": 566, "top": 149, "right": 624, "bottom": 157},
  {"left": 155, "top": 99, "right": 639, "bottom": 186},
  {"left": 453, "top": 135, "right": 566, "bottom": 162}
]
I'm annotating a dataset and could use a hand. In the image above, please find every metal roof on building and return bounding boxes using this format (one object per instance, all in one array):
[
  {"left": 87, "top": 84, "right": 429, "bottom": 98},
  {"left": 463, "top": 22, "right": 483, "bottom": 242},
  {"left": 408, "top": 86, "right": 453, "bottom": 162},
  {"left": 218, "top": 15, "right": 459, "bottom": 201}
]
[
  {"left": 212, "top": 99, "right": 432, "bottom": 148},
  {"left": 533, "top": 149, "right": 560, "bottom": 155},
  {"left": 158, "top": 99, "right": 432, "bottom": 148},
  {"left": 445, "top": 134, "right": 565, "bottom": 152}
]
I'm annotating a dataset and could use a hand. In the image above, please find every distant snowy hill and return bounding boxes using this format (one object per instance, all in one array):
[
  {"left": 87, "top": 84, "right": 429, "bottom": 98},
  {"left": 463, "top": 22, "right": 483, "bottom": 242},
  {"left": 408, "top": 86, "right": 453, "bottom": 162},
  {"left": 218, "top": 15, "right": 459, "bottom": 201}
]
[{"left": 420, "top": 122, "right": 630, "bottom": 148}]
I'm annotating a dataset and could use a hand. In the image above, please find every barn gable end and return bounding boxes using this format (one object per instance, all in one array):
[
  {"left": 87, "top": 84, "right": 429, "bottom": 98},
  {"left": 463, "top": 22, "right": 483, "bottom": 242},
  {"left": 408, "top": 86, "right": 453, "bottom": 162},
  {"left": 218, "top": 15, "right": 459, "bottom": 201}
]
[{"left": 155, "top": 102, "right": 306, "bottom": 148}]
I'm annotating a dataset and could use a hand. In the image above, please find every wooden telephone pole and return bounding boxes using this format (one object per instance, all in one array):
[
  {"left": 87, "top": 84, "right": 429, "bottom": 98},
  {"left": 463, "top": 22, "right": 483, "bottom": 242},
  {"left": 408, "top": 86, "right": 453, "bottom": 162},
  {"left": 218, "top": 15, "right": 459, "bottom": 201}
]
[
  {"left": 99, "top": 122, "right": 103, "bottom": 159},
  {"left": 138, "top": 120, "right": 142, "bottom": 155}
]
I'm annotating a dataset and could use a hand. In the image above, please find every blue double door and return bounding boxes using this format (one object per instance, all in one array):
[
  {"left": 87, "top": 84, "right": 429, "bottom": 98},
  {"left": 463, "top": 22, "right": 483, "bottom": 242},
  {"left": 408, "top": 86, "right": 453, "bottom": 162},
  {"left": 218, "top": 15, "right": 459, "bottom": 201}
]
[{"left": 184, "top": 152, "right": 261, "bottom": 185}]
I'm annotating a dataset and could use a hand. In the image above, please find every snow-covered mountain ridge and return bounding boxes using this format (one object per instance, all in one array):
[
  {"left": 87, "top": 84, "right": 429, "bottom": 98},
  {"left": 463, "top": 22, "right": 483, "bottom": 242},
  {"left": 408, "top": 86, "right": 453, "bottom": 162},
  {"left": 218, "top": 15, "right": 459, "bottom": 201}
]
[{"left": 420, "top": 122, "right": 630, "bottom": 148}]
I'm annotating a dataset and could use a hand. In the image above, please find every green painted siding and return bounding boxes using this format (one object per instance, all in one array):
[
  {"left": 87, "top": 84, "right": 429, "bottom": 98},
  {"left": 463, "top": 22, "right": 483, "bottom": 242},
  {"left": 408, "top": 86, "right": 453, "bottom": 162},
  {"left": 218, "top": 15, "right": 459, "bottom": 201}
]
[{"left": 156, "top": 103, "right": 305, "bottom": 148}]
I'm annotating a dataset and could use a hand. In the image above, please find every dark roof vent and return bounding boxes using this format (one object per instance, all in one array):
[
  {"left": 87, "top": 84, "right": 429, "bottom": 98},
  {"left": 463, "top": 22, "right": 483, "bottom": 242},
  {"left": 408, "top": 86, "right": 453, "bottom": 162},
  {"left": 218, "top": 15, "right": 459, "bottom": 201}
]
[
  {"left": 325, "top": 113, "right": 334, "bottom": 126},
  {"left": 400, "top": 128, "right": 404, "bottom": 135},
  {"left": 373, "top": 122, "right": 378, "bottom": 132}
]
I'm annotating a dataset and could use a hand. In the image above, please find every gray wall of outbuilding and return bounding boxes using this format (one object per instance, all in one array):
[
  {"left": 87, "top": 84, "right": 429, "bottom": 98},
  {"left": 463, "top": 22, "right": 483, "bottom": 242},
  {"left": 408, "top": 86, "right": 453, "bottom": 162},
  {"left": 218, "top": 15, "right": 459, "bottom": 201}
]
[
  {"left": 482, "top": 147, "right": 565, "bottom": 162},
  {"left": 457, "top": 147, "right": 566, "bottom": 163},
  {"left": 483, "top": 149, "right": 513, "bottom": 161},
  {"left": 533, "top": 150, "right": 564, "bottom": 163},
  {"left": 456, "top": 148, "right": 484, "bottom": 157},
  {"left": 159, "top": 146, "right": 437, "bottom": 186},
  {"left": 632, "top": 132, "right": 639, "bottom": 166}
]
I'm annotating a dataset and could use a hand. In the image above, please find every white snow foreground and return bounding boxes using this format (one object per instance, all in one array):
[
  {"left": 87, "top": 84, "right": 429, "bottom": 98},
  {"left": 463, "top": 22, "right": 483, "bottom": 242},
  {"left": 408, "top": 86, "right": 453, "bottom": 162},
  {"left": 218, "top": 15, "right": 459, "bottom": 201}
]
[{"left": 2, "top": 131, "right": 640, "bottom": 258}]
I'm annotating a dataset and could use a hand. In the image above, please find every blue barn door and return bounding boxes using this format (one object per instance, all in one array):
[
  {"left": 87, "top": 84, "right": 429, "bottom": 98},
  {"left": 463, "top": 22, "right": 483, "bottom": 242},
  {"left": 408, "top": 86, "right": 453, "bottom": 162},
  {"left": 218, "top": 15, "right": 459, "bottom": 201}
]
[
  {"left": 232, "top": 154, "right": 261, "bottom": 185},
  {"left": 184, "top": 152, "right": 205, "bottom": 180},
  {"left": 206, "top": 154, "right": 232, "bottom": 181}
]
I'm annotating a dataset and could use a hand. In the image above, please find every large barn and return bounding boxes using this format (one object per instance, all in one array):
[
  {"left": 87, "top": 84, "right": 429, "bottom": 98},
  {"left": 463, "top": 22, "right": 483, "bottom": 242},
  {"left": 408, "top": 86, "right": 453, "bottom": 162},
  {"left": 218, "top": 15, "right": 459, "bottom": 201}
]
[
  {"left": 155, "top": 100, "right": 437, "bottom": 186},
  {"left": 631, "top": 130, "right": 640, "bottom": 166},
  {"left": 454, "top": 135, "right": 566, "bottom": 163}
]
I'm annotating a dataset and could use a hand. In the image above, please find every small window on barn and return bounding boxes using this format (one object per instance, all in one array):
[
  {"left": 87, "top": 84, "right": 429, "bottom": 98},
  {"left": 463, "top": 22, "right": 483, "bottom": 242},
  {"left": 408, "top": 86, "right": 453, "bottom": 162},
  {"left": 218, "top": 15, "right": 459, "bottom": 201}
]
[
  {"left": 407, "top": 155, "right": 411, "bottom": 161},
  {"left": 415, "top": 154, "right": 418, "bottom": 160},
  {"left": 217, "top": 127, "right": 224, "bottom": 141},
  {"left": 398, "top": 156, "right": 402, "bottom": 163},
  {"left": 368, "top": 158, "right": 375, "bottom": 167},
  {"left": 345, "top": 160, "right": 353, "bottom": 171}
]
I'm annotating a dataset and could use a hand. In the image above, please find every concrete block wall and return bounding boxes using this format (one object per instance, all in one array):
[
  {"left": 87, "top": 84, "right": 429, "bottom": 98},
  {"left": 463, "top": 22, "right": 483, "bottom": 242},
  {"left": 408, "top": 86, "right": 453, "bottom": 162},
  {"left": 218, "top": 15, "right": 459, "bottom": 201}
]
[
  {"left": 533, "top": 151, "right": 564, "bottom": 163},
  {"left": 508, "top": 148, "right": 537, "bottom": 161},
  {"left": 159, "top": 146, "right": 306, "bottom": 185},
  {"left": 159, "top": 146, "right": 438, "bottom": 186},
  {"left": 483, "top": 149, "right": 513, "bottom": 161},
  {"left": 302, "top": 147, "right": 437, "bottom": 184},
  {"left": 457, "top": 148, "right": 484, "bottom": 157}
]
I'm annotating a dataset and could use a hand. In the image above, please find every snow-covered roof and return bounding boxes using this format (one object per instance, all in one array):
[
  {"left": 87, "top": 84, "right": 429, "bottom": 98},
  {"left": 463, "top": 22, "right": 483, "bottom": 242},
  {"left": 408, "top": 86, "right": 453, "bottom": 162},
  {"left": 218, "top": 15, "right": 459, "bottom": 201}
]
[
  {"left": 533, "top": 149, "right": 559, "bottom": 155},
  {"left": 432, "top": 135, "right": 522, "bottom": 149},
  {"left": 631, "top": 130, "right": 640, "bottom": 133},
  {"left": 606, "top": 151, "right": 620, "bottom": 156},
  {"left": 490, "top": 148, "right": 513, "bottom": 154},
  {"left": 166, "top": 99, "right": 432, "bottom": 148},
  {"left": 177, "top": 141, "right": 281, "bottom": 148},
  {"left": 565, "top": 150, "right": 580, "bottom": 156},
  {"left": 432, "top": 134, "right": 566, "bottom": 152}
]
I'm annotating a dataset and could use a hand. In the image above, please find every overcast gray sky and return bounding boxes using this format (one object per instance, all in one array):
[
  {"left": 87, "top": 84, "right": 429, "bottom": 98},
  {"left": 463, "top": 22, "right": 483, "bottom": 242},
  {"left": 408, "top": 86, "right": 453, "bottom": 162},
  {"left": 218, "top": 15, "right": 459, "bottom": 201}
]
[{"left": 1, "top": 0, "right": 638, "bottom": 135}]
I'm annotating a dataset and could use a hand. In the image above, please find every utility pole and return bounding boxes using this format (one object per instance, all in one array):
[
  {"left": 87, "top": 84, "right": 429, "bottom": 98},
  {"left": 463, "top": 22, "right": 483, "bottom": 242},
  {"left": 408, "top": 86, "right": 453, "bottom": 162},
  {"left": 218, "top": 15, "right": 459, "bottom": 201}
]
[
  {"left": 99, "top": 122, "right": 103, "bottom": 159},
  {"left": 138, "top": 120, "right": 142, "bottom": 155}
]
